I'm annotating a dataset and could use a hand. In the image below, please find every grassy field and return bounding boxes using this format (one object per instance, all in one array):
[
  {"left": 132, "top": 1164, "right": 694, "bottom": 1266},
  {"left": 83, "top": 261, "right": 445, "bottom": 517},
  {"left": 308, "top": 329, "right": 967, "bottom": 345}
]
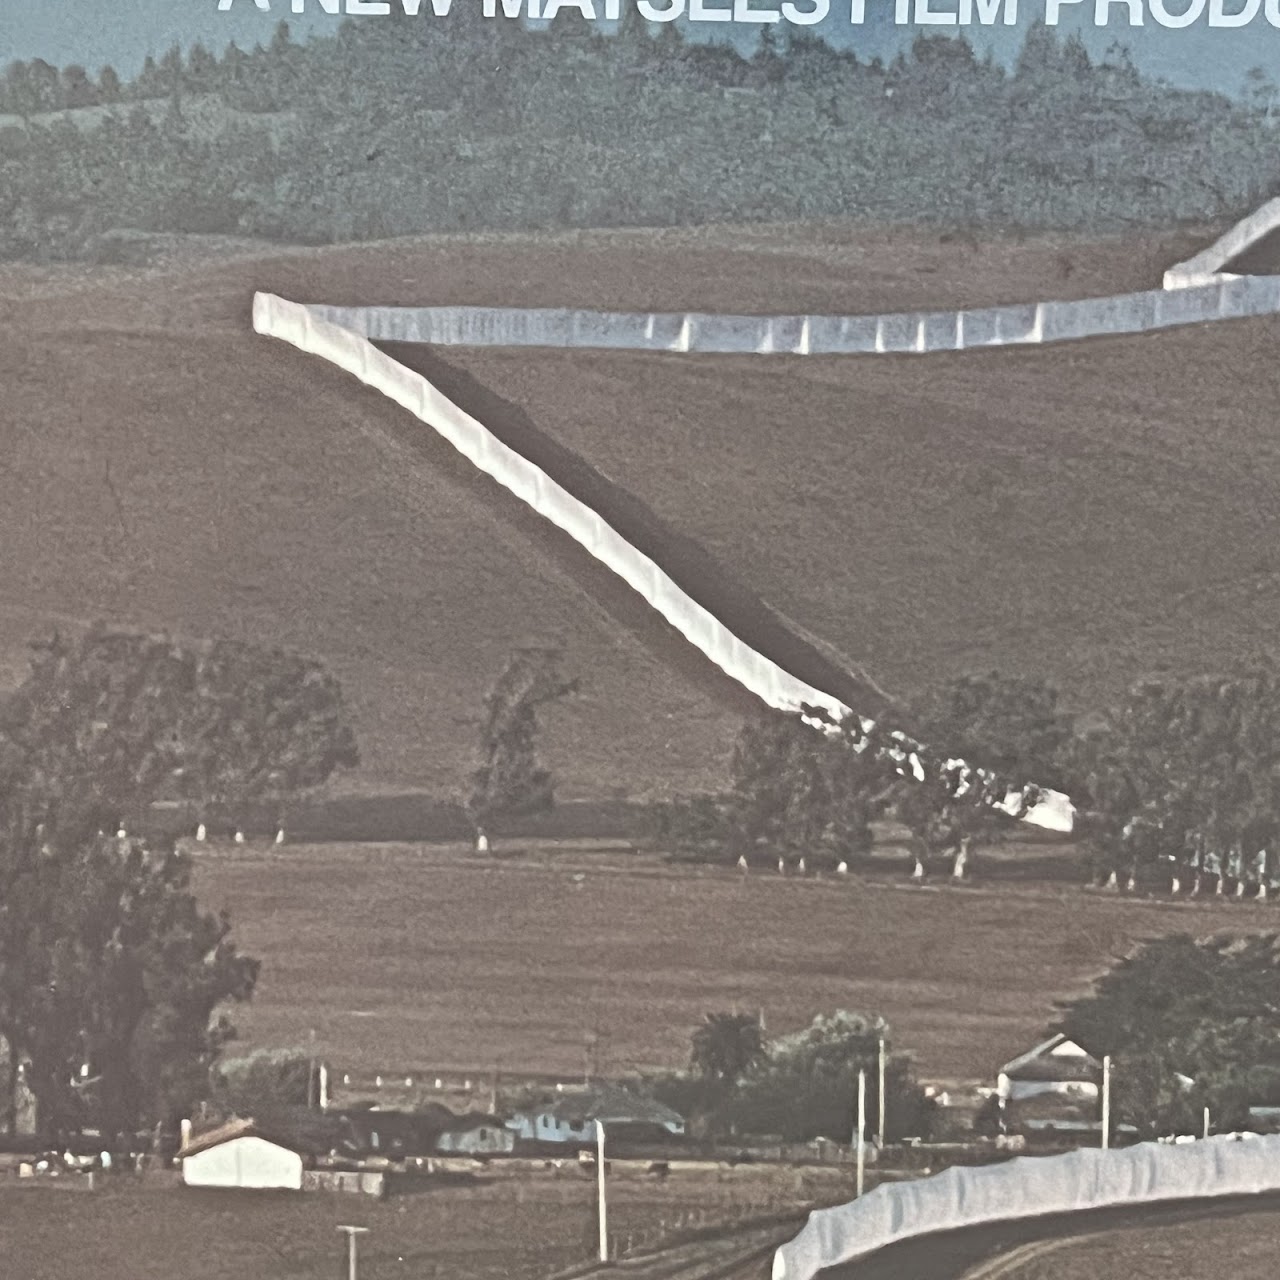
[
  {"left": 3, "top": 219, "right": 1273, "bottom": 805},
  {"left": 966, "top": 1201, "right": 1280, "bottom": 1280},
  {"left": 0, "top": 1171, "right": 807, "bottom": 1280},
  {"left": 193, "top": 840, "right": 1280, "bottom": 1084}
]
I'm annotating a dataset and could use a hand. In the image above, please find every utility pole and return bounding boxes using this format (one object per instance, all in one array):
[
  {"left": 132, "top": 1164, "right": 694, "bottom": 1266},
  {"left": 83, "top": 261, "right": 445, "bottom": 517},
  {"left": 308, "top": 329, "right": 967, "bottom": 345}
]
[
  {"left": 1203, "top": 1105, "right": 1211, "bottom": 1140},
  {"left": 855, "top": 1068, "right": 867, "bottom": 1198},
  {"left": 1101, "top": 1055, "right": 1112, "bottom": 1151},
  {"left": 876, "top": 1036, "right": 887, "bottom": 1149},
  {"left": 596, "top": 1121, "right": 609, "bottom": 1263},
  {"left": 307, "top": 1027, "right": 317, "bottom": 1109},
  {"left": 336, "top": 1226, "right": 369, "bottom": 1280}
]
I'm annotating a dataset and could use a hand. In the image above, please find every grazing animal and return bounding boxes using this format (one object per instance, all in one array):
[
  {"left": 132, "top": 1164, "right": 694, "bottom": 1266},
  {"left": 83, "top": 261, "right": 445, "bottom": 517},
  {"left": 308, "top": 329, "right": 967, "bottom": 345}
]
[
  {"left": 736, "top": 855, "right": 748, "bottom": 873},
  {"left": 233, "top": 829, "right": 245, "bottom": 845},
  {"left": 777, "top": 857, "right": 785, "bottom": 875},
  {"left": 836, "top": 861, "right": 849, "bottom": 875},
  {"left": 797, "top": 857, "right": 807, "bottom": 874},
  {"left": 195, "top": 823, "right": 207, "bottom": 842},
  {"left": 274, "top": 827, "right": 285, "bottom": 845}
]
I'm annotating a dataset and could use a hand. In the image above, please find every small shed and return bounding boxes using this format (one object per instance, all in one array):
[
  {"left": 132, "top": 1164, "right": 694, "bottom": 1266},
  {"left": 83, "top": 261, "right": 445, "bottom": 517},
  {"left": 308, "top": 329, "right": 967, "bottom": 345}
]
[
  {"left": 179, "top": 1118, "right": 313, "bottom": 1190},
  {"left": 507, "top": 1083, "right": 686, "bottom": 1146},
  {"left": 436, "top": 1113, "right": 516, "bottom": 1155}
]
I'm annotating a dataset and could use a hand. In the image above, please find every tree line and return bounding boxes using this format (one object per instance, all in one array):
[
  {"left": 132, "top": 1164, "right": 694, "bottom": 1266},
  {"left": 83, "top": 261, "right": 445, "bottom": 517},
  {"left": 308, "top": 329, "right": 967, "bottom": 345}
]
[
  {"left": 653, "top": 663, "right": 1280, "bottom": 899},
  {"left": 3, "top": 17, "right": 1279, "bottom": 262},
  {"left": 642, "top": 1008, "right": 935, "bottom": 1144},
  {"left": 1034, "top": 933, "right": 1280, "bottom": 1141}
]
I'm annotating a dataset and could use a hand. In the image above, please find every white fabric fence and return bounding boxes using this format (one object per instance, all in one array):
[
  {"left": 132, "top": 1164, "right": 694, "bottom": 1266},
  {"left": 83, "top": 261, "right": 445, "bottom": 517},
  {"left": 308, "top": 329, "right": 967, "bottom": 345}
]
[
  {"left": 772, "top": 1134, "right": 1280, "bottom": 1280},
  {"left": 1164, "top": 197, "right": 1280, "bottom": 288},
  {"left": 304, "top": 273, "right": 1280, "bottom": 357},
  {"left": 252, "top": 291, "right": 1073, "bottom": 832}
]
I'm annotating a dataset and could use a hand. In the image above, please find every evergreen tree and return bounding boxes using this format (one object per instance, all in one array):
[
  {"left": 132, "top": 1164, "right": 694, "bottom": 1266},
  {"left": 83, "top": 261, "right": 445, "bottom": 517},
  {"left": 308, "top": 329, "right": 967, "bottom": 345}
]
[
  {"left": 187, "top": 42, "right": 218, "bottom": 93},
  {"left": 59, "top": 65, "right": 97, "bottom": 111},
  {"left": 98, "top": 66, "right": 122, "bottom": 104}
]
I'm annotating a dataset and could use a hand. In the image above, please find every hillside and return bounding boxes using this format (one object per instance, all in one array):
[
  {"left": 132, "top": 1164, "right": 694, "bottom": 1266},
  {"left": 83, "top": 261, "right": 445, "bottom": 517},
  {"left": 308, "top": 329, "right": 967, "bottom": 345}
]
[
  {"left": 437, "top": 305, "right": 1280, "bottom": 722},
  {"left": 3, "top": 218, "right": 1278, "bottom": 801}
]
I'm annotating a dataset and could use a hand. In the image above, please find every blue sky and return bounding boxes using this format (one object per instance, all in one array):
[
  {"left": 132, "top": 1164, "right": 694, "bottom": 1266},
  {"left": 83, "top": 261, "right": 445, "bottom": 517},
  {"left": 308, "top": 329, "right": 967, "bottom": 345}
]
[{"left": 0, "top": 0, "right": 1273, "bottom": 95}]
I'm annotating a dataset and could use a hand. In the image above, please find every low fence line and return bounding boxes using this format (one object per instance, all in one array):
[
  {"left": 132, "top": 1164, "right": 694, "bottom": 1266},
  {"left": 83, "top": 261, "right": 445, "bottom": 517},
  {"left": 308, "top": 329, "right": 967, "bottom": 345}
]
[
  {"left": 252, "top": 292, "right": 1072, "bottom": 833},
  {"left": 770, "top": 1134, "right": 1280, "bottom": 1280},
  {"left": 305, "top": 272, "right": 1280, "bottom": 358}
]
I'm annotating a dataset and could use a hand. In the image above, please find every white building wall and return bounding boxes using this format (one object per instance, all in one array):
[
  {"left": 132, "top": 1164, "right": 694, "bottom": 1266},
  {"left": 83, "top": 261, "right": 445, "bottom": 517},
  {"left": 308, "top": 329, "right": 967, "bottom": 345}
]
[
  {"left": 182, "top": 1136, "right": 304, "bottom": 1190},
  {"left": 1008, "top": 1080, "right": 1100, "bottom": 1102}
]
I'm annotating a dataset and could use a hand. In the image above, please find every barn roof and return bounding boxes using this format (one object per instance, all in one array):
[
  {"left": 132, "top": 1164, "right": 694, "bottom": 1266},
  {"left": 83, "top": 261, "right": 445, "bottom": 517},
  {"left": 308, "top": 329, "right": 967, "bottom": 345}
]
[
  {"left": 179, "top": 1108, "right": 348, "bottom": 1159},
  {"left": 441, "top": 1111, "right": 507, "bottom": 1134},
  {"left": 527, "top": 1083, "right": 685, "bottom": 1128},
  {"left": 998, "top": 1034, "right": 1102, "bottom": 1082}
]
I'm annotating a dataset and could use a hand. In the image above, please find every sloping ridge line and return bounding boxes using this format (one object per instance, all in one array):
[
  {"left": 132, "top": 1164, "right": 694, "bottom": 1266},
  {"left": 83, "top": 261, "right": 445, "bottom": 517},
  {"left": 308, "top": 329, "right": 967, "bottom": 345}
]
[
  {"left": 252, "top": 292, "right": 1073, "bottom": 833},
  {"left": 772, "top": 1134, "right": 1280, "bottom": 1280}
]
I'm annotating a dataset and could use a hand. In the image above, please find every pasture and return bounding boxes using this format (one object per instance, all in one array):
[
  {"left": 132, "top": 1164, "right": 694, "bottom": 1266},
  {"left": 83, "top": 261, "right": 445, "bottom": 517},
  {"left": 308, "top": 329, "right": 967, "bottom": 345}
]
[
  {"left": 0, "top": 1172, "right": 803, "bottom": 1280},
  {"left": 193, "top": 841, "right": 1280, "bottom": 1084}
]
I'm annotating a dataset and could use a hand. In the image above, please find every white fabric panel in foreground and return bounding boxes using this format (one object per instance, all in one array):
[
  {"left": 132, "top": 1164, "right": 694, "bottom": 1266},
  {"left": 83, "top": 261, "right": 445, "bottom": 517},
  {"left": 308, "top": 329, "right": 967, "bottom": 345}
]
[
  {"left": 1164, "top": 196, "right": 1280, "bottom": 288},
  {"left": 772, "top": 1134, "right": 1280, "bottom": 1280},
  {"left": 304, "top": 275, "right": 1280, "bottom": 357},
  {"left": 251, "top": 292, "right": 1074, "bottom": 834}
]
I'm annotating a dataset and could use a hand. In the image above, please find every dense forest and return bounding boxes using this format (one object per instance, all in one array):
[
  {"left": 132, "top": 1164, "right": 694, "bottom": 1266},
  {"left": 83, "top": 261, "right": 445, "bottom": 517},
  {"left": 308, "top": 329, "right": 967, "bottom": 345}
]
[{"left": 1, "top": 15, "right": 1279, "bottom": 261}]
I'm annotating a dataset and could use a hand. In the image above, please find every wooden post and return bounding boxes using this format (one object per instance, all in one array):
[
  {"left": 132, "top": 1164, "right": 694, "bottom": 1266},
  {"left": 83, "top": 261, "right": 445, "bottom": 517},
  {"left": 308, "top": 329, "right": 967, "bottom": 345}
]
[
  {"left": 596, "top": 1122, "right": 609, "bottom": 1264},
  {"left": 337, "top": 1226, "right": 369, "bottom": 1280},
  {"left": 307, "top": 1028, "right": 317, "bottom": 1109},
  {"left": 855, "top": 1069, "right": 866, "bottom": 1198},
  {"left": 1101, "top": 1055, "right": 1112, "bottom": 1150},
  {"left": 877, "top": 1037, "right": 887, "bottom": 1149},
  {"left": 1203, "top": 1105, "right": 1211, "bottom": 1140}
]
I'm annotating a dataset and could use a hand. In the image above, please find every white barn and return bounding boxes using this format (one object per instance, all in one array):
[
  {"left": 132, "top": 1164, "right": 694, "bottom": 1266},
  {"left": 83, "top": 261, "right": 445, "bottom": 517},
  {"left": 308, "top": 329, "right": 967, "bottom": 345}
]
[{"left": 179, "top": 1119, "right": 308, "bottom": 1190}]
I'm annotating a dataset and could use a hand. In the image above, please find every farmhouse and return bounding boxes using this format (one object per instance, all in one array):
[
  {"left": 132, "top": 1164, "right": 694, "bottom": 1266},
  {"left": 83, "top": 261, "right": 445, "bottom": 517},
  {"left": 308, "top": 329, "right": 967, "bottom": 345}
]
[
  {"left": 507, "top": 1083, "right": 686, "bottom": 1145},
  {"left": 996, "top": 1034, "right": 1102, "bottom": 1135}
]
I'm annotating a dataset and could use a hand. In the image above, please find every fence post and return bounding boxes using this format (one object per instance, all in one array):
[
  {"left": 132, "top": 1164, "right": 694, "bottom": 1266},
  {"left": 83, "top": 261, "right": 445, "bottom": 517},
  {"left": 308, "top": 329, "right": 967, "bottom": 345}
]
[{"left": 1101, "top": 1055, "right": 1112, "bottom": 1151}]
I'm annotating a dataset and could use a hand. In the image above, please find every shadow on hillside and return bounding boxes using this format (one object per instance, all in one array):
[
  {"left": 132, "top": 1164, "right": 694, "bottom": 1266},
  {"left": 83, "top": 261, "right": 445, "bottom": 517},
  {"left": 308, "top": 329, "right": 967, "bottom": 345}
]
[{"left": 376, "top": 342, "right": 907, "bottom": 730}]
